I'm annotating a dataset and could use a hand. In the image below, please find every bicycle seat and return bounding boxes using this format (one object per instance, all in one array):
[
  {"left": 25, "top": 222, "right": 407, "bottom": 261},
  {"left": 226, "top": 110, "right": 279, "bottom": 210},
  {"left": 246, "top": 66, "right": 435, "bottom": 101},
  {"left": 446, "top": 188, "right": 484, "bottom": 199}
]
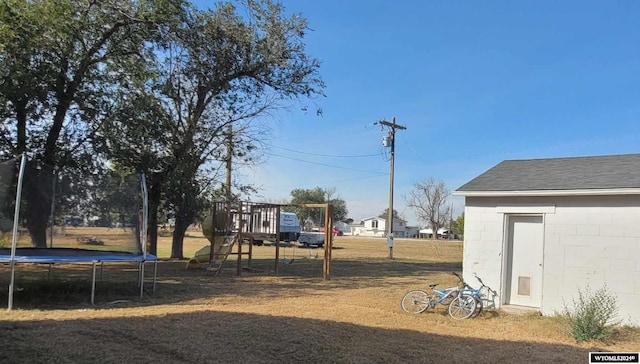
[{"left": 429, "top": 284, "right": 438, "bottom": 288}]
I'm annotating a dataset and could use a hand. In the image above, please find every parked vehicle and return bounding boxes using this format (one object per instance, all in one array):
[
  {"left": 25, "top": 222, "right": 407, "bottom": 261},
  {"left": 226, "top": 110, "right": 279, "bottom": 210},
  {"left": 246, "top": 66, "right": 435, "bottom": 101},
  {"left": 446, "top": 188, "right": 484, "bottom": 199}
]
[
  {"left": 251, "top": 211, "right": 301, "bottom": 246},
  {"left": 298, "top": 231, "right": 325, "bottom": 248}
]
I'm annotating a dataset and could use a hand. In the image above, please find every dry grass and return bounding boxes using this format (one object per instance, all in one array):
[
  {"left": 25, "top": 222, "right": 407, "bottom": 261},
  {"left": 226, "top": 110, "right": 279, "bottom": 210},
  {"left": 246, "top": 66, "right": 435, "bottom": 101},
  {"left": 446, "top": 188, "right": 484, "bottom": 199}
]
[{"left": 0, "top": 235, "right": 638, "bottom": 363}]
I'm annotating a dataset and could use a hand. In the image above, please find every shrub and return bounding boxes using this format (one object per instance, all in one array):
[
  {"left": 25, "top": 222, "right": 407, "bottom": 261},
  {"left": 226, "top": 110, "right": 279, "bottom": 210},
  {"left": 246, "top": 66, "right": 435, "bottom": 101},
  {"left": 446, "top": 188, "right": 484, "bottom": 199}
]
[{"left": 562, "top": 284, "right": 620, "bottom": 342}]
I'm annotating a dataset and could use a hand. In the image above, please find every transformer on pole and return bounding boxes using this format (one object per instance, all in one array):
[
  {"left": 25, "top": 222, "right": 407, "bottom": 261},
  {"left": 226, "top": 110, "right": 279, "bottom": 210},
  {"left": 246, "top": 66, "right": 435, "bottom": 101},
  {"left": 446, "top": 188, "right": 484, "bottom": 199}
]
[{"left": 375, "top": 117, "right": 406, "bottom": 259}]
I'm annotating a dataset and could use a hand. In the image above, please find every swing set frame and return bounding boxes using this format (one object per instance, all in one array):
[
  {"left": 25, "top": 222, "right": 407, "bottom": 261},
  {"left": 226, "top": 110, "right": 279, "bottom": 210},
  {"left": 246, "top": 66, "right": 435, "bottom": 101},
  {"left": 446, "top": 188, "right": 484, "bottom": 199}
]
[{"left": 206, "top": 201, "right": 334, "bottom": 280}]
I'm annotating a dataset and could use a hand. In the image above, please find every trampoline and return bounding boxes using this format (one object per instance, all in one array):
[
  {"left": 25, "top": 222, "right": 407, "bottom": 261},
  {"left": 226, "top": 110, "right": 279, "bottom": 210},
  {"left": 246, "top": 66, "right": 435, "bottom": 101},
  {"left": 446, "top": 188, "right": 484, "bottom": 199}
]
[
  {"left": 1, "top": 155, "right": 158, "bottom": 309},
  {"left": 0, "top": 248, "right": 157, "bottom": 263},
  {"left": 0, "top": 248, "right": 157, "bottom": 305}
]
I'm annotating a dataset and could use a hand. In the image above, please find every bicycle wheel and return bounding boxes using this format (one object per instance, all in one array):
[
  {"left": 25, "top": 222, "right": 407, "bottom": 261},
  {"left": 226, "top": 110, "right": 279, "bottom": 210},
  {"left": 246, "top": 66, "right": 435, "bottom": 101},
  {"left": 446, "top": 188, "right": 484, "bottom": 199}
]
[
  {"left": 448, "top": 294, "right": 477, "bottom": 320},
  {"left": 401, "top": 290, "right": 433, "bottom": 314},
  {"left": 471, "top": 294, "right": 483, "bottom": 318}
]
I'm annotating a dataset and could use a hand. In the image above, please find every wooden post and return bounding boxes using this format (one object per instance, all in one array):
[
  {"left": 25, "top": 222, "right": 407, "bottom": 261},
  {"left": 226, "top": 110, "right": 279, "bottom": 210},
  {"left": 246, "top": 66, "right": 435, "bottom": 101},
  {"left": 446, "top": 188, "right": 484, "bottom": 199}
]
[
  {"left": 299, "top": 203, "right": 334, "bottom": 280},
  {"left": 323, "top": 203, "right": 333, "bottom": 280}
]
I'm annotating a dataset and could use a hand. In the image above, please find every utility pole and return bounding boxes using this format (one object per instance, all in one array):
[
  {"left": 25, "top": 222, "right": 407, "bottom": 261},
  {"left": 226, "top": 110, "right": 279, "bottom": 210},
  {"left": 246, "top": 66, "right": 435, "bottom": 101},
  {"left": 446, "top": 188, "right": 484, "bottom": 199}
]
[
  {"left": 225, "top": 124, "right": 233, "bottom": 201},
  {"left": 376, "top": 117, "right": 406, "bottom": 259}
]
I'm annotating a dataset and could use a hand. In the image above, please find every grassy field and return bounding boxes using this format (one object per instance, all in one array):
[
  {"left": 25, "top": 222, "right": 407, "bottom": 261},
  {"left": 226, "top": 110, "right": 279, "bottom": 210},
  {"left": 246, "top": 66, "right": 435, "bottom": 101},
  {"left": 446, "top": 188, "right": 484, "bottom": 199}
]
[{"left": 0, "top": 234, "right": 638, "bottom": 363}]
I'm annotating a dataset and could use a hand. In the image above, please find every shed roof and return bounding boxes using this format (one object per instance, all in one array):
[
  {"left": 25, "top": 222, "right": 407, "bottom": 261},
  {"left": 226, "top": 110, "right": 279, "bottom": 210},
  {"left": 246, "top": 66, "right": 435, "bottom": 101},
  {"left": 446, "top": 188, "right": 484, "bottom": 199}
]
[{"left": 456, "top": 154, "right": 640, "bottom": 194}]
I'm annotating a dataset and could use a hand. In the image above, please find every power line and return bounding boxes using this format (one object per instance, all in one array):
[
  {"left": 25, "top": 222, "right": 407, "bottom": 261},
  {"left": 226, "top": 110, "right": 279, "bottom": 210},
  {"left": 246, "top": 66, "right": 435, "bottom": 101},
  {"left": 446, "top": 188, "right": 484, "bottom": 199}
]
[
  {"left": 400, "top": 134, "right": 430, "bottom": 165},
  {"left": 265, "top": 143, "right": 380, "bottom": 158},
  {"left": 266, "top": 152, "right": 388, "bottom": 175}
]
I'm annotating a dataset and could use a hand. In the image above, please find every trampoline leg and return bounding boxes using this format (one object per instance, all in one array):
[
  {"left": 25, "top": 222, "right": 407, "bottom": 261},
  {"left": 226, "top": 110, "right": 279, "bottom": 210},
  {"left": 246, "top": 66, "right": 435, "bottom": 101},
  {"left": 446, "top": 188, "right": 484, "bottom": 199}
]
[
  {"left": 7, "top": 282, "right": 13, "bottom": 311},
  {"left": 91, "top": 261, "right": 97, "bottom": 306},
  {"left": 152, "top": 260, "right": 157, "bottom": 293},
  {"left": 139, "top": 261, "right": 145, "bottom": 299}
]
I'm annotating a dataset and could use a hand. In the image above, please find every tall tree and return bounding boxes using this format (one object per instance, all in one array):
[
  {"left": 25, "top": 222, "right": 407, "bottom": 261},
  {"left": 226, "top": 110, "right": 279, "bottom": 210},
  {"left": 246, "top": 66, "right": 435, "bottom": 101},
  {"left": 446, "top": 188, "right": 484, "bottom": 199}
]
[
  {"left": 104, "top": 0, "right": 324, "bottom": 258},
  {"left": 164, "top": 1, "right": 323, "bottom": 258},
  {"left": 405, "top": 178, "right": 450, "bottom": 239},
  {"left": 0, "top": 0, "right": 182, "bottom": 247}
]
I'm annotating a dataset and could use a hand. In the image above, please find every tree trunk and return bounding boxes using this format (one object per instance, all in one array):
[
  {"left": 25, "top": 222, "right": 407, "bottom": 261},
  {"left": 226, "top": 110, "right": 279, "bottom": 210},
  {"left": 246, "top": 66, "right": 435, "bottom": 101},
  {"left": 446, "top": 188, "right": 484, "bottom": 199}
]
[
  {"left": 14, "top": 99, "right": 27, "bottom": 156},
  {"left": 23, "top": 162, "right": 53, "bottom": 248},
  {"left": 146, "top": 177, "right": 162, "bottom": 256},
  {"left": 170, "top": 214, "right": 190, "bottom": 259},
  {"left": 147, "top": 205, "right": 158, "bottom": 256}
]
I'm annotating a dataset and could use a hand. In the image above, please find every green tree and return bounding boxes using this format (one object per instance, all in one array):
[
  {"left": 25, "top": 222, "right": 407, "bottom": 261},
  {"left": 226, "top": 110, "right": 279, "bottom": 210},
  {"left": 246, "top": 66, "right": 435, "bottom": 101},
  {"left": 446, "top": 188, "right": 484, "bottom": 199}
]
[
  {"left": 0, "top": 0, "right": 181, "bottom": 247},
  {"left": 289, "top": 187, "right": 348, "bottom": 227},
  {"left": 105, "top": 0, "right": 324, "bottom": 258},
  {"left": 163, "top": 1, "right": 323, "bottom": 259},
  {"left": 454, "top": 213, "right": 464, "bottom": 236}
]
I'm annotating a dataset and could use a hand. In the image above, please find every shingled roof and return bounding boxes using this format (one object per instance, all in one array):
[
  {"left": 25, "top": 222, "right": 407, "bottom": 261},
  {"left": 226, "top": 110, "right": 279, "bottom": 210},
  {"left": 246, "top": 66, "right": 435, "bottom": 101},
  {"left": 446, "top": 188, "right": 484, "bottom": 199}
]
[{"left": 456, "top": 154, "right": 640, "bottom": 193}]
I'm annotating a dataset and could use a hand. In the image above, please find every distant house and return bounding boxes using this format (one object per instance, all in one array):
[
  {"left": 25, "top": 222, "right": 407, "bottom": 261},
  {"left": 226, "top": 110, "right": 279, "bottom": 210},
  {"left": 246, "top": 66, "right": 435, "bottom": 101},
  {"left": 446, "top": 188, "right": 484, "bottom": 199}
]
[
  {"left": 454, "top": 154, "right": 640, "bottom": 325},
  {"left": 405, "top": 226, "right": 420, "bottom": 238},
  {"left": 349, "top": 216, "right": 408, "bottom": 237}
]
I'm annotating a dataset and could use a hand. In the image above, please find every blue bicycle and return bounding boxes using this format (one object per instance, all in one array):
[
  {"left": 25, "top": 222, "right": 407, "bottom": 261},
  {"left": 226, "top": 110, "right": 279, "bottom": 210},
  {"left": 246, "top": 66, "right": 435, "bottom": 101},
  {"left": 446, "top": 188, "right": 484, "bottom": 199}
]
[
  {"left": 400, "top": 272, "right": 466, "bottom": 315},
  {"left": 447, "top": 272, "right": 481, "bottom": 320},
  {"left": 452, "top": 273, "right": 498, "bottom": 318}
]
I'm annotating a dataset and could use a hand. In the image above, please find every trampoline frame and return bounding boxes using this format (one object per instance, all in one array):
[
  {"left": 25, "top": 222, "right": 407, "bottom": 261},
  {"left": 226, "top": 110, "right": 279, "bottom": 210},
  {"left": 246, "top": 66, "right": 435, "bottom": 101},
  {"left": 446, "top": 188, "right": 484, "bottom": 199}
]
[{"left": 1, "top": 248, "right": 157, "bottom": 305}]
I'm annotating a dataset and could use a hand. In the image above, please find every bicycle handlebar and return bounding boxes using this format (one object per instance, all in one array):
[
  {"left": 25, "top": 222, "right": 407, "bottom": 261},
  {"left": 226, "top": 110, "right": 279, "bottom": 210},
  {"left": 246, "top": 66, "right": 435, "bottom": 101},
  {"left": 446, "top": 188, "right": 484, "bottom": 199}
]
[
  {"left": 451, "top": 271, "right": 473, "bottom": 289},
  {"left": 473, "top": 273, "right": 499, "bottom": 296},
  {"left": 453, "top": 272, "right": 498, "bottom": 295},
  {"left": 474, "top": 274, "right": 484, "bottom": 285}
]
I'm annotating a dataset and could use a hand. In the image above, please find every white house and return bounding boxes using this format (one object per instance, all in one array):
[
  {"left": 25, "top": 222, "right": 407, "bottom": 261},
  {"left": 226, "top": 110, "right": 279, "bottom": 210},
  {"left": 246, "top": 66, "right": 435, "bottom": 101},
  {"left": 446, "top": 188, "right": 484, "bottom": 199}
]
[
  {"left": 405, "top": 225, "right": 420, "bottom": 238},
  {"left": 350, "top": 216, "right": 408, "bottom": 237},
  {"left": 454, "top": 154, "right": 640, "bottom": 325}
]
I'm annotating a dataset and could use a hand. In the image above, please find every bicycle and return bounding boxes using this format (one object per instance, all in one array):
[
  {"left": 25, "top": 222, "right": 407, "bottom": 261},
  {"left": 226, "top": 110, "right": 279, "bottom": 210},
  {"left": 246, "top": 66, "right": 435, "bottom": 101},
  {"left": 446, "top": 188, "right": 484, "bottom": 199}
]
[
  {"left": 447, "top": 272, "right": 479, "bottom": 320},
  {"left": 450, "top": 272, "right": 498, "bottom": 319},
  {"left": 400, "top": 272, "right": 467, "bottom": 315}
]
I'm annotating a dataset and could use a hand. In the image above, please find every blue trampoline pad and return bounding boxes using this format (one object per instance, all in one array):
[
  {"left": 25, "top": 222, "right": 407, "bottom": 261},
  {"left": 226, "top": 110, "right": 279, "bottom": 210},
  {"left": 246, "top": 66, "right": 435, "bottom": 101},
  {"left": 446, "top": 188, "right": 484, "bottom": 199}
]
[{"left": 0, "top": 248, "right": 157, "bottom": 263}]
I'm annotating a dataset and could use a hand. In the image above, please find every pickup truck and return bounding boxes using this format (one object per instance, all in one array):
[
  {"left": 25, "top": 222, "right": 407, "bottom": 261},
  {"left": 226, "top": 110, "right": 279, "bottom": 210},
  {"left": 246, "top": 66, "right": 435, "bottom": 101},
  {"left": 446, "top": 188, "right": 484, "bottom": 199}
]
[{"left": 298, "top": 231, "right": 326, "bottom": 248}]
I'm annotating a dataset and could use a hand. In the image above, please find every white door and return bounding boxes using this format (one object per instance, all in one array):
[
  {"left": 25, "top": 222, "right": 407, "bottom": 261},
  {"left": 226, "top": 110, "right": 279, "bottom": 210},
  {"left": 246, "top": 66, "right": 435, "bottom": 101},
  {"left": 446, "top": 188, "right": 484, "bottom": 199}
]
[{"left": 506, "top": 215, "right": 544, "bottom": 307}]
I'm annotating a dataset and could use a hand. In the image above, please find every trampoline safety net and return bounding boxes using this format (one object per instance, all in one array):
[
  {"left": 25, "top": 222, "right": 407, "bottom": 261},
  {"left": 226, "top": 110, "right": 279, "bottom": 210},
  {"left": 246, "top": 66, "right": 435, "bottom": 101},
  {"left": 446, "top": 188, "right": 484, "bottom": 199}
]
[{"left": 0, "top": 156, "right": 146, "bottom": 255}]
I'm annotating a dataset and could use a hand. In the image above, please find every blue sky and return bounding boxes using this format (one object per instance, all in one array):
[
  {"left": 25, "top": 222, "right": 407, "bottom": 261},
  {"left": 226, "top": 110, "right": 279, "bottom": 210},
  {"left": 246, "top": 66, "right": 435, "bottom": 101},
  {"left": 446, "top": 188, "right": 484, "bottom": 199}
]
[{"left": 196, "top": 1, "right": 640, "bottom": 226}]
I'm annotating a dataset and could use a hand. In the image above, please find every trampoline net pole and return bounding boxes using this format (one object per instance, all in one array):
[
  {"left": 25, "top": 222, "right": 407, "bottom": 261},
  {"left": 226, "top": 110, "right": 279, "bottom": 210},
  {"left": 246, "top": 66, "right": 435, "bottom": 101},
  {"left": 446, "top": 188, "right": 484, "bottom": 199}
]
[
  {"left": 8, "top": 154, "right": 27, "bottom": 311},
  {"left": 139, "top": 172, "right": 148, "bottom": 298},
  {"left": 140, "top": 172, "right": 148, "bottom": 259}
]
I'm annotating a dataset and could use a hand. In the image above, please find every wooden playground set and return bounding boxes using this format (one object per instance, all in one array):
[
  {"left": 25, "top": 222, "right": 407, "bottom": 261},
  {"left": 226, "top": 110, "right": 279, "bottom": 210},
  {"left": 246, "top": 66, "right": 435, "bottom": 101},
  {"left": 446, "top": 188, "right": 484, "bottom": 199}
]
[{"left": 192, "top": 201, "right": 335, "bottom": 280}]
